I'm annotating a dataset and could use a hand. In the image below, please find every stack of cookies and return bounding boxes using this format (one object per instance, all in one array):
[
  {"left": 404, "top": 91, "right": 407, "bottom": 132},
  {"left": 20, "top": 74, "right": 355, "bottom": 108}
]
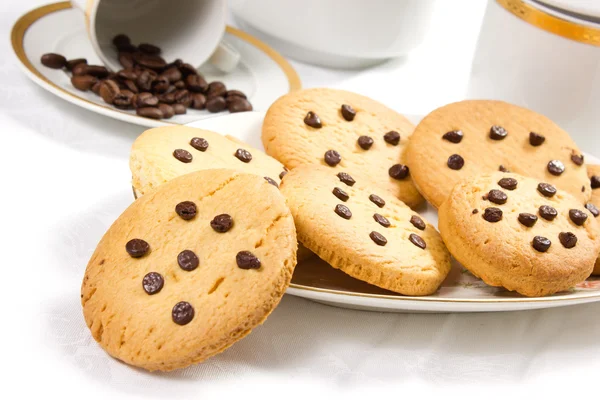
[{"left": 81, "top": 88, "right": 600, "bottom": 371}]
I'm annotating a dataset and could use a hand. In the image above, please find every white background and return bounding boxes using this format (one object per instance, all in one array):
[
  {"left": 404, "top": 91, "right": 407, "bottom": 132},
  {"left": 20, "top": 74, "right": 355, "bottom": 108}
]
[{"left": 2, "top": 1, "right": 600, "bottom": 399}]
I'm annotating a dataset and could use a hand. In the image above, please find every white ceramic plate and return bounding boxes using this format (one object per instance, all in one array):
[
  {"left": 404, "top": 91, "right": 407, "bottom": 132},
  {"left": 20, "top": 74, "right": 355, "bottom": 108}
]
[
  {"left": 185, "top": 111, "right": 600, "bottom": 313},
  {"left": 11, "top": 2, "right": 301, "bottom": 129}
]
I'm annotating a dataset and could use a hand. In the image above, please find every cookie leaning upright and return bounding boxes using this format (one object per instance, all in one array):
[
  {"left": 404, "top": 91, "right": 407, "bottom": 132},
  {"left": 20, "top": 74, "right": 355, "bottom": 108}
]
[
  {"left": 438, "top": 172, "right": 600, "bottom": 297},
  {"left": 82, "top": 169, "right": 297, "bottom": 371},
  {"left": 406, "top": 100, "right": 590, "bottom": 208},
  {"left": 280, "top": 165, "right": 451, "bottom": 296},
  {"left": 262, "top": 88, "right": 424, "bottom": 208},
  {"left": 587, "top": 165, "right": 600, "bottom": 275}
]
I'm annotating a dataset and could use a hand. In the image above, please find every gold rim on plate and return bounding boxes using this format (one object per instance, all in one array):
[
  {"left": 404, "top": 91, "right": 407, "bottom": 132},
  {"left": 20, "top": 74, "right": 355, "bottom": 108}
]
[{"left": 10, "top": 1, "right": 302, "bottom": 125}]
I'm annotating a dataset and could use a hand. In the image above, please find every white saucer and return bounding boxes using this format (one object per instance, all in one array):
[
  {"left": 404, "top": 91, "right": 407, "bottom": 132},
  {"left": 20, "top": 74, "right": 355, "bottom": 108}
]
[
  {"left": 11, "top": 2, "right": 301, "bottom": 128},
  {"left": 186, "top": 111, "right": 600, "bottom": 313}
]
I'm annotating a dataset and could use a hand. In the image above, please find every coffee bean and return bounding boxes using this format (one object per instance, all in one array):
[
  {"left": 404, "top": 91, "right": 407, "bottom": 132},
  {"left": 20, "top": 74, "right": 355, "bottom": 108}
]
[
  {"left": 178, "top": 250, "right": 199, "bottom": 271},
  {"left": 369, "top": 194, "right": 385, "bottom": 208},
  {"left": 142, "top": 272, "right": 164, "bottom": 295},
  {"left": 118, "top": 52, "right": 135, "bottom": 68},
  {"left": 172, "top": 104, "right": 187, "bottom": 114},
  {"left": 235, "top": 148, "right": 252, "bottom": 163},
  {"left": 157, "top": 92, "right": 174, "bottom": 104},
  {"left": 537, "top": 183, "right": 556, "bottom": 197},
  {"left": 137, "top": 107, "right": 163, "bottom": 119},
  {"left": 409, "top": 233, "right": 426, "bottom": 249},
  {"left": 585, "top": 203, "right": 599, "bottom": 217},
  {"left": 135, "top": 92, "right": 158, "bottom": 108},
  {"left": 264, "top": 177, "right": 278, "bottom": 188},
  {"left": 226, "top": 90, "right": 246, "bottom": 99},
  {"left": 84, "top": 65, "right": 110, "bottom": 78},
  {"left": 113, "top": 90, "right": 134, "bottom": 109},
  {"left": 190, "top": 137, "right": 209, "bottom": 152},
  {"left": 174, "top": 90, "right": 192, "bottom": 107},
  {"left": 154, "top": 104, "right": 172, "bottom": 119},
  {"left": 334, "top": 204, "right": 352, "bottom": 219},
  {"left": 172, "top": 301, "right": 194, "bottom": 325},
  {"left": 591, "top": 176, "right": 600, "bottom": 189},
  {"left": 447, "top": 154, "right": 464, "bottom": 170},
  {"left": 558, "top": 232, "right": 577, "bottom": 249},
  {"left": 71, "top": 63, "right": 87, "bottom": 76},
  {"left": 529, "top": 132, "right": 545, "bottom": 146},
  {"left": 211, "top": 214, "right": 233, "bottom": 232},
  {"left": 41, "top": 53, "right": 66, "bottom": 69},
  {"left": 112, "top": 33, "right": 130, "bottom": 47},
  {"left": 152, "top": 76, "right": 170, "bottom": 93},
  {"left": 126, "top": 238, "right": 149, "bottom": 257},
  {"left": 498, "top": 177, "right": 518, "bottom": 190},
  {"left": 91, "top": 81, "right": 102, "bottom": 95},
  {"left": 304, "top": 111, "right": 322, "bottom": 128},
  {"left": 483, "top": 207, "right": 503, "bottom": 222},
  {"left": 190, "top": 93, "right": 206, "bottom": 110},
  {"left": 341, "top": 104, "right": 356, "bottom": 121},
  {"left": 332, "top": 187, "right": 349, "bottom": 202},
  {"left": 185, "top": 75, "right": 208, "bottom": 92},
  {"left": 337, "top": 172, "right": 355, "bottom": 186},
  {"left": 279, "top": 170, "right": 288, "bottom": 179},
  {"left": 498, "top": 165, "right": 510, "bottom": 173},
  {"left": 227, "top": 97, "right": 253, "bottom": 113},
  {"left": 357, "top": 136, "right": 374, "bottom": 150},
  {"left": 179, "top": 63, "right": 198, "bottom": 76},
  {"left": 487, "top": 189, "right": 507, "bottom": 205},
  {"left": 571, "top": 153, "right": 584, "bottom": 166},
  {"left": 71, "top": 75, "right": 97, "bottom": 91},
  {"left": 532, "top": 236, "right": 551, "bottom": 252},
  {"left": 136, "top": 70, "right": 154, "bottom": 91},
  {"left": 324, "top": 150, "right": 341, "bottom": 166},
  {"left": 122, "top": 79, "right": 138, "bottom": 93},
  {"left": 133, "top": 52, "right": 166, "bottom": 70},
  {"left": 442, "top": 130, "right": 463, "bottom": 143},
  {"left": 206, "top": 96, "right": 227, "bottom": 113},
  {"left": 518, "top": 213, "right": 538, "bottom": 227},
  {"left": 99, "top": 80, "right": 120, "bottom": 104},
  {"left": 138, "top": 43, "right": 161, "bottom": 55},
  {"left": 489, "top": 125, "right": 507, "bottom": 140},
  {"left": 173, "top": 149, "right": 192, "bottom": 163},
  {"left": 569, "top": 209, "right": 588, "bottom": 226},
  {"left": 175, "top": 201, "right": 197, "bottom": 220},
  {"left": 389, "top": 164, "right": 409, "bottom": 180},
  {"left": 373, "top": 213, "right": 390, "bottom": 227},
  {"left": 117, "top": 68, "right": 138, "bottom": 81},
  {"left": 383, "top": 131, "right": 400, "bottom": 145},
  {"left": 539, "top": 205, "right": 557, "bottom": 221},
  {"left": 174, "top": 80, "right": 186, "bottom": 89},
  {"left": 410, "top": 215, "right": 426, "bottom": 230},
  {"left": 207, "top": 81, "right": 227, "bottom": 98},
  {"left": 236, "top": 251, "right": 261, "bottom": 269},
  {"left": 65, "top": 58, "right": 86, "bottom": 71},
  {"left": 547, "top": 160, "right": 565, "bottom": 176},
  {"left": 369, "top": 231, "right": 387, "bottom": 246}
]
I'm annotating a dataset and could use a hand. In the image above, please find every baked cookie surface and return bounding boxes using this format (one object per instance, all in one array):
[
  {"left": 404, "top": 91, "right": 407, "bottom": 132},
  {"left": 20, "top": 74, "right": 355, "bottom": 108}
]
[
  {"left": 587, "top": 165, "right": 600, "bottom": 275},
  {"left": 262, "top": 88, "right": 424, "bottom": 208},
  {"left": 438, "top": 172, "right": 600, "bottom": 297},
  {"left": 280, "top": 165, "right": 451, "bottom": 296},
  {"left": 130, "top": 125, "right": 286, "bottom": 196},
  {"left": 82, "top": 169, "right": 297, "bottom": 371},
  {"left": 406, "top": 100, "right": 590, "bottom": 208}
]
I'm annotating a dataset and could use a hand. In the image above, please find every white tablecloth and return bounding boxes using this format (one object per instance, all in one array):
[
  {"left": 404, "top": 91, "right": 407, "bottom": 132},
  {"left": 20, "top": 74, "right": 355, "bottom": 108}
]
[{"left": 2, "top": 1, "right": 600, "bottom": 399}]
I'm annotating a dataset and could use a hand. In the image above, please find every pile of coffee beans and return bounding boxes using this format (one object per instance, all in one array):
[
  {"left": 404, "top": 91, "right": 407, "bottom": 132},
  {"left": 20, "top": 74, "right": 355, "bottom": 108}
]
[{"left": 40, "top": 34, "right": 252, "bottom": 120}]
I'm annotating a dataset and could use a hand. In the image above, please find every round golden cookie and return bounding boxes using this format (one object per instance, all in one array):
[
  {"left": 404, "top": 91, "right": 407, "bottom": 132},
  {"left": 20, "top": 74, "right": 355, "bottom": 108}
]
[
  {"left": 586, "top": 165, "right": 600, "bottom": 275},
  {"left": 280, "top": 165, "right": 451, "bottom": 296},
  {"left": 438, "top": 172, "right": 600, "bottom": 297},
  {"left": 130, "top": 125, "right": 286, "bottom": 196},
  {"left": 262, "top": 88, "right": 424, "bottom": 208},
  {"left": 406, "top": 100, "right": 590, "bottom": 208},
  {"left": 81, "top": 169, "right": 297, "bottom": 371}
]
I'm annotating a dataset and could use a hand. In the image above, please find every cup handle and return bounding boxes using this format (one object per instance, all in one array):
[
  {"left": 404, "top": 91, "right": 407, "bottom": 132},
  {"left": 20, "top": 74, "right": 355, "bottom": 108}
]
[
  {"left": 208, "top": 40, "right": 240, "bottom": 73},
  {"left": 70, "top": 0, "right": 88, "bottom": 13}
]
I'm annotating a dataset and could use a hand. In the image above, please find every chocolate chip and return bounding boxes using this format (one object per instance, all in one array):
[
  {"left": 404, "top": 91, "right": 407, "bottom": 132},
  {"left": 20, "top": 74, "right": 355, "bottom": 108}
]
[
  {"left": 332, "top": 187, "right": 349, "bottom": 201},
  {"left": 235, "top": 148, "right": 252, "bottom": 163},
  {"left": 357, "top": 136, "right": 374, "bottom": 150},
  {"left": 472, "top": 209, "right": 479, "bottom": 214},
  {"left": 582, "top": 186, "right": 586, "bottom": 192},
  {"left": 532, "top": 236, "right": 551, "bottom": 252},
  {"left": 537, "top": 183, "right": 556, "bottom": 197},
  {"left": 211, "top": 214, "right": 233, "bottom": 232},
  {"left": 487, "top": 189, "right": 508, "bottom": 205},
  {"left": 389, "top": 164, "right": 409, "bottom": 180},
  {"left": 264, "top": 177, "right": 278, "bottom": 188},
  {"left": 447, "top": 154, "right": 464, "bottom": 170},
  {"left": 442, "top": 130, "right": 463, "bottom": 143},
  {"left": 341, "top": 104, "right": 356, "bottom": 121},
  {"left": 304, "top": 111, "right": 322, "bottom": 128},
  {"left": 558, "top": 232, "right": 577, "bottom": 249},
  {"left": 591, "top": 176, "right": 600, "bottom": 189},
  {"left": 547, "top": 160, "right": 565, "bottom": 176},
  {"left": 324, "top": 150, "right": 341, "bottom": 166},
  {"left": 337, "top": 172, "right": 355, "bottom": 186},
  {"left": 142, "top": 272, "right": 164, "bottom": 295},
  {"left": 383, "top": 131, "right": 400, "bottom": 145},
  {"left": 172, "top": 301, "right": 194, "bottom": 325},
  {"left": 279, "top": 170, "right": 288, "bottom": 179},
  {"left": 571, "top": 153, "right": 584, "bottom": 166},
  {"left": 410, "top": 215, "right": 426, "bottom": 230},
  {"left": 373, "top": 213, "right": 390, "bottom": 228},
  {"left": 175, "top": 201, "right": 197, "bottom": 220},
  {"left": 369, "top": 231, "right": 387, "bottom": 246},
  {"left": 227, "top": 97, "right": 253, "bottom": 113},
  {"left": 569, "top": 209, "right": 588, "bottom": 226},
  {"left": 41, "top": 53, "right": 66, "bottom": 69},
  {"left": 539, "top": 205, "right": 558, "bottom": 221},
  {"left": 334, "top": 204, "right": 352, "bottom": 219},
  {"left": 206, "top": 96, "right": 227, "bottom": 113},
  {"left": 483, "top": 207, "right": 503, "bottom": 222},
  {"left": 585, "top": 203, "right": 599, "bottom": 217},
  {"left": 236, "top": 251, "right": 261, "bottom": 269},
  {"left": 409, "top": 233, "right": 426, "bottom": 249},
  {"left": 498, "top": 177, "right": 518, "bottom": 190},
  {"left": 190, "top": 137, "right": 208, "bottom": 152},
  {"left": 529, "top": 132, "right": 545, "bottom": 146},
  {"left": 178, "top": 250, "right": 199, "bottom": 271},
  {"left": 126, "top": 239, "right": 149, "bottom": 257},
  {"left": 369, "top": 194, "right": 385, "bottom": 208},
  {"left": 489, "top": 125, "right": 507, "bottom": 140},
  {"left": 173, "top": 149, "right": 192, "bottom": 163},
  {"left": 518, "top": 213, "right": 538, "bottom": 227},
  {"left": 499, "top": 165, "right": 510, "bottom": 173}
]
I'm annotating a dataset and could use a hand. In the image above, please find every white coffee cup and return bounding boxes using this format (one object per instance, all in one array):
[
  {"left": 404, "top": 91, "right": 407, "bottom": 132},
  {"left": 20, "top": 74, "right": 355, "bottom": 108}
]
[{"left": 70, "top": 0, "right": 240, "bottom": 72}]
